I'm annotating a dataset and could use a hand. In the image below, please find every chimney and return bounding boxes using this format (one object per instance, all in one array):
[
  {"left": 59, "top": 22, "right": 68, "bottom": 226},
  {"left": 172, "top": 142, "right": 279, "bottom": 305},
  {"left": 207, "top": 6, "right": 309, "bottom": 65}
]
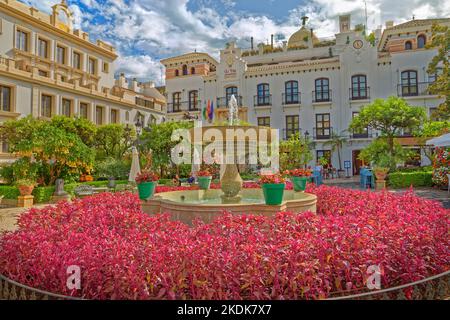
[
  {"left": 385, "top": 21, "right": 394, "bottom": 29},
  {"left": 271, "top": 34, "right": 274, "bottom": 49},
  {"left": 251, "top": 37, "right": 254, "bottom": 50},
  {"left": 132, "top": 78, "right": 139, "bottom": 92}
]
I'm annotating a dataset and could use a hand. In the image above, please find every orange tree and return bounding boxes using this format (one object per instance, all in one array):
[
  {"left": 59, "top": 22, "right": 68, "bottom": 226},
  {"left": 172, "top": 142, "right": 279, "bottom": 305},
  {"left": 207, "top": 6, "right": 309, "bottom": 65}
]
[{"left": 1, "top": 116, "right": 94, "bottom": 186}]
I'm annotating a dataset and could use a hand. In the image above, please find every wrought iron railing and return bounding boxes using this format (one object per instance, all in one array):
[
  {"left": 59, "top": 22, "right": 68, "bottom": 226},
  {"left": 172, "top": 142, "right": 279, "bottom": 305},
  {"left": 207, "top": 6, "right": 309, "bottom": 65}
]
[
  {"left": 312, "top": 90, "right": 332, "bottom": 103},
  {"left": 216, "top": 96, "right": 243, "bottom": 108},
  {"left": 282, "top": 93, "right": 301, "bottom": 105},
  {"left": 282, "top": 128, "right": 302, "bottom": 140},
  {"left": 167, "top": 101, "right": 200, "bottom": 113},
  {"left": 350, "top": 128, "right": 375, "bottom": 139},
  {"left": 254, "top": 94, "right": 272, "bottom": 107},
  {"left": 397, "top": 82, "right": 434, "bottom": 97},
  {"left": 313, "top": 127, "right": 333, "bottom": 140},
  {"left": 349, "top": 87, "right": 370, "bottom": 100}
]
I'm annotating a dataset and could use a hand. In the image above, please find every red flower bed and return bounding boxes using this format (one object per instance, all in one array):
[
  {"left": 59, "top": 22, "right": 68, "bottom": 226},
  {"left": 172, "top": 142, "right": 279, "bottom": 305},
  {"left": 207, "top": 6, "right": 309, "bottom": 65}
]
[{"left": 0, "top": 187, "right": 448, "bottom": 300}]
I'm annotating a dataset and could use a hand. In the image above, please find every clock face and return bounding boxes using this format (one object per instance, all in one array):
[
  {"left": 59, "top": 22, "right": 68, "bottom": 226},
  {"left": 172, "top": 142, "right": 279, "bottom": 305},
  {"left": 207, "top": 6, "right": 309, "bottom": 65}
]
[
  {"left": 353, "top": 40, "right": 364, "bottom": 49},
  {"left": 226, "top": 56, "right": 234, "bottom": 67}
]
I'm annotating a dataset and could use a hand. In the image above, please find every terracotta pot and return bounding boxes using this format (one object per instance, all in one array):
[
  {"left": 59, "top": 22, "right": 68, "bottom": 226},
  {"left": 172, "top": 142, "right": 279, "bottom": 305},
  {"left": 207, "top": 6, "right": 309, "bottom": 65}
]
[
  {"left": 374, "top": 168, "right": 389, "bottom": 181},
  {"left": 18, "top": 185, "right": 35, "bottom": 196}
]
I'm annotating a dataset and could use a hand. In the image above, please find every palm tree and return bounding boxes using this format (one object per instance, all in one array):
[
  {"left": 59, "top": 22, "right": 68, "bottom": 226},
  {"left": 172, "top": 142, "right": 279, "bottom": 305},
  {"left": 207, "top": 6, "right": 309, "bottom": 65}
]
[{"left": 324, "top": 131, "right": 348, "bottom": 171}]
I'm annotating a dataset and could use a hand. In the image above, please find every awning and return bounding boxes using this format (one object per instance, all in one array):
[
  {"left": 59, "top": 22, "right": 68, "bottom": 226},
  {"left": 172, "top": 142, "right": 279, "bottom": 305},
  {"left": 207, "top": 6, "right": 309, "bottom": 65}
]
[{"left": 426, "top": 133, "right": 450, "bottom": 147}]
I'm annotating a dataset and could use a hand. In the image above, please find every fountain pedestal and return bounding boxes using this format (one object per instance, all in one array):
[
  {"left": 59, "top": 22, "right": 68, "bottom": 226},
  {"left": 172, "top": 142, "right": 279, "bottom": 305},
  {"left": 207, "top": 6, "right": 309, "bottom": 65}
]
[{"left": 220, "top": 163, "right": 243, "bottom": 204}]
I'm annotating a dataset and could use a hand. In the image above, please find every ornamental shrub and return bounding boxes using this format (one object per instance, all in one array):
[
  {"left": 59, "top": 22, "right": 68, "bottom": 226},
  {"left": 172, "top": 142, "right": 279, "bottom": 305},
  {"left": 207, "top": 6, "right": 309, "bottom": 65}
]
[
  {"left": 388, "top": 172, "right": 433, "bottom": 188},
  {"left": 0, "top": 188, "right": 448, "bottom": 300}
]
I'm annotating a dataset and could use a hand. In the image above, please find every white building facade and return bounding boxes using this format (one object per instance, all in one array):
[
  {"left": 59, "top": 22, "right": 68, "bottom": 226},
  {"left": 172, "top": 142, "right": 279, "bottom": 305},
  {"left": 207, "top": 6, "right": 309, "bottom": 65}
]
[
  {"left": 0, "top": 0, "right": 166, "bottom": 161},
  {"left": 162, "top": 15, "right": 448, "bottom": 174}
]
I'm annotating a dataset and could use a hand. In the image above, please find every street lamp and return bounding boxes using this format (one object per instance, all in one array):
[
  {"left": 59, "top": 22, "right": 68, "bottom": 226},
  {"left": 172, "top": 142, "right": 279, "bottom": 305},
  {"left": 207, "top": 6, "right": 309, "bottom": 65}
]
[{"left": 135, "top": 118, "right": 143, "bottom": 136}]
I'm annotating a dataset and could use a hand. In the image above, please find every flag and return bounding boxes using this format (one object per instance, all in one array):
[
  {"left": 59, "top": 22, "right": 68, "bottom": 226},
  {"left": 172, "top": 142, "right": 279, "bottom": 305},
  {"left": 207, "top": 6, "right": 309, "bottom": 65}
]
[
  {"left": 209, "top": 101, "right": 214, "bottom": 121},
  {"left": 206, "top": 100, "right": 211, "bottom": 121},
  {"left": 203, "top": 100, "right": 209, "bottom": 121}
]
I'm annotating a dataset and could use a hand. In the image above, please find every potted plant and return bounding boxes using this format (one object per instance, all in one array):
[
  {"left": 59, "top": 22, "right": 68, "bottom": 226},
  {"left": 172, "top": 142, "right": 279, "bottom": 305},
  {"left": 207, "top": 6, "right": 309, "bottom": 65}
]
[
  {"left": 197, "top": 170, "right": 212, "bottom": 190},
  {"left": 135, "top": 170, "right": 159, "bottom": 201},
  {"left": 259, "top": 174, "right": 286, "bottom": 205},
  {"left": 16, "top": 179, "right": 36, "bottom": 196},
  {"left": 287, "top": 169, "right": 312, "bottom": 192}
]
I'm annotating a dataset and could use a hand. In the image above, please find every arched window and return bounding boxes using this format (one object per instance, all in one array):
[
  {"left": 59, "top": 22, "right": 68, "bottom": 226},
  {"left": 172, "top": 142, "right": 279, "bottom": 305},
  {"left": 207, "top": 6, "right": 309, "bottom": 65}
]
[
  {"left": 405, "top": 41, "right": 412, "bottom": 50},
  {"left": 182, "top": 65, "right": 188, "bottom": 76},
  {"left": 256, "top": 83, "right": 270, "bottom": 106},
  {"left": 172, "top": 92, "right": 181, "bottom": 112},
  {"left": 417, "top": 35, "right": 426, "bottom": 49},
  {"left": 401, "top": 70, "right": 418, "bottom": 96},
  {"left": 190, "top": 67, "right": 196, "bottom": 75},
  {"left": 189, "top": 90, "right": 199, "bottom": 111},
  {"left": 314, "top": 78, "right": 330, "bottom": 102},
  {"left": 284, "top": 81, "right": 299, "bottom": 104},
  {"left": 226, "top": 86, "right": 238, "bottom": 106},
  {"left": 175, "top": 69, "right": 179, "bottom": 77},
  {"left": 351, "top": 75, "right": 368, "bottom": 100}
]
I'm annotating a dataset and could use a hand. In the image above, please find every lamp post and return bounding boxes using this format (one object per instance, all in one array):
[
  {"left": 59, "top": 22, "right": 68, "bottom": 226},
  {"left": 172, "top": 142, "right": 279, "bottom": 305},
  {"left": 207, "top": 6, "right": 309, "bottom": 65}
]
[{"left": 304, "top": 131, "right": 310, "bottom": 169}]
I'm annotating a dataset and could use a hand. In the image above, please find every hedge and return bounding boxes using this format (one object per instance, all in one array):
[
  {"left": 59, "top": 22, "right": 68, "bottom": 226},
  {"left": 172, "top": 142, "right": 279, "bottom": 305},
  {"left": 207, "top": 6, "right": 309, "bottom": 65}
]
[
  {"left": 388, "top": 172, "right": 433, "bottom": 188},
  {"left": 0, "top": 180, "right": 130, "bottom": 203}
]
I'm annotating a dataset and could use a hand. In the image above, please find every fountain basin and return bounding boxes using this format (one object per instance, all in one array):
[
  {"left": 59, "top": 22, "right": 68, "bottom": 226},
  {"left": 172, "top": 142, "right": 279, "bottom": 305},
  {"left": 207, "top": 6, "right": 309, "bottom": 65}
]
[{"left": 141, "top": 189, "right": 317, "bottom": 225}]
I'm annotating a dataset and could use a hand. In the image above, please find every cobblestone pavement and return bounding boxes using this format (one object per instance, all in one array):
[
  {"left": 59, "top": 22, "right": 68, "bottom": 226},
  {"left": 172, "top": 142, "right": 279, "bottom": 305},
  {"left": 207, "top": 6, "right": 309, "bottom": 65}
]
[{"left": 0, "top": 205, "right": 48, "bottom": 233}]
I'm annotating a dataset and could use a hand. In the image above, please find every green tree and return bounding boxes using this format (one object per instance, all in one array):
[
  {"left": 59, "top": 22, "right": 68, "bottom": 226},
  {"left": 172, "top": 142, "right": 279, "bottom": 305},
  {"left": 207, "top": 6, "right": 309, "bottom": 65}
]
[
  {"left": 50, "top": 116, "right": 97, "bottom": 147},
  {"left": 280, "top": 133, "right": 313, "bottom": 171},
  {"left": 414, "top": 121, "right": 450, "bottom": 163},
  {"left": 426, "top": 23, "right": 450, "bottom": 120},
  {"left": 94, "top": 124, "right": 132, "bottom": 160},
  {"left": 0, "top": 117, "right": 95, "bottom": 185},
  {"left": 350, "top": 97, "right": 427, "bottom": 165},
  {"left": 140, "top": 121, "right": 194, "bottom": 178},
  {"left": 323, "top": 131, "right": 348, "bottom": 171},
  {"left": 359, "top": 138, "right": 411, "bottom": 170}
]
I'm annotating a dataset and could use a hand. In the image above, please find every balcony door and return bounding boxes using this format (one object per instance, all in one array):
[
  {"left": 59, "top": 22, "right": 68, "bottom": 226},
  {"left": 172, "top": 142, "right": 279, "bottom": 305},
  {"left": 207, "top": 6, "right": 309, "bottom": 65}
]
[{"left": 401, "top": 70, "right": 418, "bottom": 96}]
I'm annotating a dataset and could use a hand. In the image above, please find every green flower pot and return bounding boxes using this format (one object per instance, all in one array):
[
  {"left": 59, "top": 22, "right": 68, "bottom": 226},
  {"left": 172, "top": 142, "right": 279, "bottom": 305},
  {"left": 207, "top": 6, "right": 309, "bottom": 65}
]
[
  {"left": 198, "top": 176, "right": 212, "bottom": 190},
  {"left": 262, "top": 183, "right": 285, "bottom": 205},
  {"left": 137, "top": 181, "right": 157, "bottom": 200},
  {"left": 291, "top": 176, "right": 308, "bottom": 192}
]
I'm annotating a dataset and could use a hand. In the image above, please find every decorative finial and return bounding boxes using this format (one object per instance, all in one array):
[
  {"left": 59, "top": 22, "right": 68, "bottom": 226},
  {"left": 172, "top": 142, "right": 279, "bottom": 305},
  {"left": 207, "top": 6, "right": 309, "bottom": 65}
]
[
  {"left": 301, "top": 16, "right": 309, "bottom": 27},
  {"left": 61, "top": 0, "right": 67, "bottom": 5}
]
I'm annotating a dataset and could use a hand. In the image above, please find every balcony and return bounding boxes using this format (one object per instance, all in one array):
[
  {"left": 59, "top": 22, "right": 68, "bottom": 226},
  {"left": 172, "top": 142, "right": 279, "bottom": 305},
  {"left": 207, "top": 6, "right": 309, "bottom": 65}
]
[
  {"left": 167, "top": 101, "right": 200, "bottom": 113},
  {"left": 350, "top": 128, "right": 374, "bottom": 139},
  {"left": 254, "top": 95, "right": 272, "bottom": 107},
  {"left": 397, "top": 82, "right": 435, "bottom": 97},
  {"left": 283, "top": 129, "right": 302, "bottom": 140},
  {"left": 349, "top": 87, "right": 370, "bottom": 101},
  {"left": 216, "top": 96, "right": 243, "bottom": 108},
  {"left": 282, "top": 93, "right": 301, "bottom": 105},
  {"left": 313, "top": 127, "right": 332, "bottom": 140},
  {"left": 312, "top": 90, "right": 332, "bottom": 103}
]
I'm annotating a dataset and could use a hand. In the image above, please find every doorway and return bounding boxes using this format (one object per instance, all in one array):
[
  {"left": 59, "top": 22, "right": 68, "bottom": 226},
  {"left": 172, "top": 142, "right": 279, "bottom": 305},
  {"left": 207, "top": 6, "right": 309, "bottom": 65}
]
[{"left": 352, "top": 150, "right": 363, "bottom": 175}]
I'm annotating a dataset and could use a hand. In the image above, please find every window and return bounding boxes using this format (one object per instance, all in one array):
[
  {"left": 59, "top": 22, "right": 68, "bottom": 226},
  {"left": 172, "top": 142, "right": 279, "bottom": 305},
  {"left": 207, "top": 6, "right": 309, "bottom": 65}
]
[
  {"left": 125, "top": 111, "right": 130, "bottom": 122},
  {"left": 61, "top": 99, "right": 72, "bottom": 117},
  {"left": 315, "top": 113, "right": 331, "bottom": 139},
  {"left": 41, "top": 95, "right": 53, "bottom": 118},
  {"left": 103, "top": 62, "right": 109, "bottom": 73},
  {"left": 316, "top": 150, "right": 332, "bottom": 165},
  {"left": 257, "top": 117, "right": 270, "bottom": 127},
  {"left": 417, "top": 35, "right": 426, "bottom": 49},
  {"left": 182, "top": 65, "right": 188, "bottom": 76},
  {"left": 256, "top": 83, "right": 270, "bottom": 106},
  {"left": 189, "top": 90, "right": 198, "bottom": 110},
  {"left": 0, "top": 85, "right": 11, "bottom": 112},
  {"left": 172, "top": 92, "right": 181, "bottom": 112},
  {"left": 191, "top": 67, "right": 196, "bottom": 75},
  {"left": 352, "top": 112, "right": 368, "bottom": 138},
  {"left": 401, "top": 70, "right": 418, "bottom": 96},
  {"left": 351, "top": 75, "right": 368, "bottom": 100},
  {"left": 15, "top": 30, "right": 28, "bottom": 51},
  {"left": 38, "top": 38, "right": 48, "bottom": 58},
  {"left": 95, "top": 106, "right": 103, "bottom": 125},
  {"left": 285, "top": 115, "right": 300, "bottom": 139},
  {"left": 428, "top": 73, "right": 437, "bottom": 83},
  {"left": 110, "top": 109, "right": 118, "bottom": 123},
  {"left": 284, "top": 81, "right": 299, "bottom": 104},
  {"left": 79, "top": 102, "right": 88, "bottom": 119},
  {"left": 73, "top": 52, "right": 82, "bottom": 70},
  {"left": 88, "top": 57, "right": 97, "bottom": 75},
  {"left": 405, "top": 41, "right": 412, "bottom": 50},
  {"left": 226, "top": 86, "right": 238, "bottom": 105},
  {"left": 314, "top": 78, "right": 330, "bottom": 102},
  {"left": 56, "top": 46, "right": 66, "bottom": 64}
]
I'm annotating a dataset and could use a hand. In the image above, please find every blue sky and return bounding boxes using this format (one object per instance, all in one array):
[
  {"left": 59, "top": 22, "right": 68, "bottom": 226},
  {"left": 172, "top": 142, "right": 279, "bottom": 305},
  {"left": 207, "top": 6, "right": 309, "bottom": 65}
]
[{"left": 22, "top": 0, "right": 449, "bottom": 84}]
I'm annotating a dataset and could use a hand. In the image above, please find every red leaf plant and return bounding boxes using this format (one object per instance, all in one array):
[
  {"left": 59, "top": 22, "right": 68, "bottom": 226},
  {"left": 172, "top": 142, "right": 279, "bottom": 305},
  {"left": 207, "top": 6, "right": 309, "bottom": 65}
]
[{"left": 0, "top": 187, "right": 448, "bottom": 300}]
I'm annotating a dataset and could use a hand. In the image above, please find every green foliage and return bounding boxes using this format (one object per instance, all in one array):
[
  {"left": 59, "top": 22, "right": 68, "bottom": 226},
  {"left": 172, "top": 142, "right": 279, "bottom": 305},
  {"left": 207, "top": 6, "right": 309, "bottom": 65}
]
[
  {"left": 280, "top": 133, "right": 313, "bottom": 171},
  {"left": 359, "top": 138, "right": 411, "bottom": 170},
  {"left": 426, "top": 23, "right": 450, "bottom": 120},
  {"left": 94, "top": 157, "right": 131, "bottom": 180},
  {"left": 50, "top": 116, "right": 97, "bottom": 147},
  {"left": 388, "top": 172, "right": 433, "bottom": 188},
  {"left": 415, "top": 121, "right": 450, "bottom": 137},
  {"left": 94, "top": 124, "right": 133, "bottom": 160},
  {"left": 366, "top": 32, "right": 376, "bottom": 46},
  {"left": 0, "top": 165, "right": 14, "bottom": 185},
  {"left": 140, "top": 122, "right": 194, "bottom": 178},
  {"left": 0, "top": 116, "right": 95, "bottom": 186},
  {"left": 0, "top": 185, "right": 20, "bottom": 199}
]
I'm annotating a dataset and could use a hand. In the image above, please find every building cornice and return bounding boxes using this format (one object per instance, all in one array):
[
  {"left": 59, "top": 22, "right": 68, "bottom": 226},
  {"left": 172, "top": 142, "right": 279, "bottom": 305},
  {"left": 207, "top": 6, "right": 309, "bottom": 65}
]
[
  {"left": 244, "top": 57, "right": 340, "bottom": 76},
  {"left": 161, "top": 52, "right": 218, "bottom": 66},
  {"left": 0, "top": 1, "right": 118, "bottom": 60}
]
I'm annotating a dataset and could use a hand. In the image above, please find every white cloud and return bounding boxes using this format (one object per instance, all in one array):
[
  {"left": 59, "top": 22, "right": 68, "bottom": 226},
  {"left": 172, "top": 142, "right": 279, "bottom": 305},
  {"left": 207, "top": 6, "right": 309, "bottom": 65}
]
[{"left": 21, "top": 0, "right": 450, "bottom": 84}]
